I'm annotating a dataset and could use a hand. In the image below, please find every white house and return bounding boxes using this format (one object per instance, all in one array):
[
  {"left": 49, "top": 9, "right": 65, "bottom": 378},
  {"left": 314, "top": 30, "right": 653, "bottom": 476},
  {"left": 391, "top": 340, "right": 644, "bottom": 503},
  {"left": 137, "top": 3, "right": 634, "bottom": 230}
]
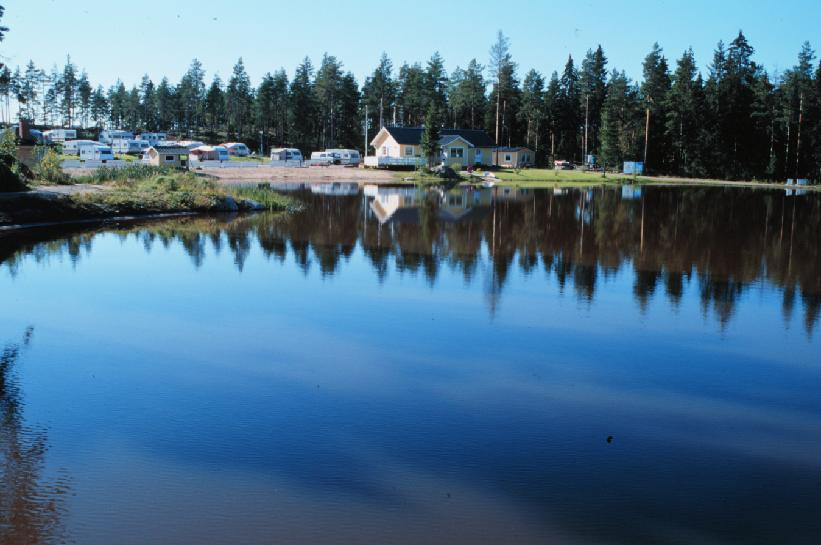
[{"left": 366, "top": 126, "right": 496, "bottom": 168}]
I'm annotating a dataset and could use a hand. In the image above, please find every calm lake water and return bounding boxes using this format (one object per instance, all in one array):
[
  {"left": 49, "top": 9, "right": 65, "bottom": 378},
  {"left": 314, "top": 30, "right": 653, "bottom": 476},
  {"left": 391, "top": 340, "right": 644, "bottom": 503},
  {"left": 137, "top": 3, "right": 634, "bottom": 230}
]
[{"left": 1, "top": 185, "right": 820, "bottom": 545}]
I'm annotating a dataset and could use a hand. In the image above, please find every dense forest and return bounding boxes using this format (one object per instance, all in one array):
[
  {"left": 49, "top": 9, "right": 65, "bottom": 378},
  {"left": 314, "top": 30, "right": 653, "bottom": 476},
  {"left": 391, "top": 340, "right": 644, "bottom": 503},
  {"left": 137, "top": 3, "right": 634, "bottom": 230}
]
[{"left": 1, "top": 28, "right": 820, "bottom": 180}]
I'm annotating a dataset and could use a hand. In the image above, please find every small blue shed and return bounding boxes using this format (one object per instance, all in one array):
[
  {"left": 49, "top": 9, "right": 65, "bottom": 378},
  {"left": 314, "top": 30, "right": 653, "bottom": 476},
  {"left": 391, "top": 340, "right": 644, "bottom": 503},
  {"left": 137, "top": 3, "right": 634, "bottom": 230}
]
[{"left": 623, "top": 161, "right": 644, "bottom": 175}]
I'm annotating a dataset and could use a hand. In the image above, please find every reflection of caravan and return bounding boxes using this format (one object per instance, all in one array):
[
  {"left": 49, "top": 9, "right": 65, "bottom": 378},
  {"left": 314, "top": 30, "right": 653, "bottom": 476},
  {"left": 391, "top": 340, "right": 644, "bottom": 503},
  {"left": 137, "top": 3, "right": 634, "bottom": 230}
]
[
  {"left": 63, "top": 139, "right": 99, "bottom": 155},
  {"left": 99, "top": 130, "right": 134, "bottom": 144},
  {"left": 325, "top": 149, "right": 361, "bottom": 166},
  {"left": 80, "top": 144, "right": 114, "bottom": 162}
]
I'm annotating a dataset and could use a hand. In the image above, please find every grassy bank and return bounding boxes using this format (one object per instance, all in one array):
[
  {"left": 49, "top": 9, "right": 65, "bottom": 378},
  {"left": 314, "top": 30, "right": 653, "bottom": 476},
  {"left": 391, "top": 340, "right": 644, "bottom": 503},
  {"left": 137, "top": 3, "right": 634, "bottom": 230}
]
[{"left": 2, "top": 165, "right": 301, "bottom": 228}]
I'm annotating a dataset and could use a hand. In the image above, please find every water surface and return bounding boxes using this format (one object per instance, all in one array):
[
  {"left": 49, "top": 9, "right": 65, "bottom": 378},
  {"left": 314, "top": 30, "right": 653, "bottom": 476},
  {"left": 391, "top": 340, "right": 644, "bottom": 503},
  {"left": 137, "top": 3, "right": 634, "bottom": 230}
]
[{"left": 1, "top": 185, "right": 820, "bottom": 544}]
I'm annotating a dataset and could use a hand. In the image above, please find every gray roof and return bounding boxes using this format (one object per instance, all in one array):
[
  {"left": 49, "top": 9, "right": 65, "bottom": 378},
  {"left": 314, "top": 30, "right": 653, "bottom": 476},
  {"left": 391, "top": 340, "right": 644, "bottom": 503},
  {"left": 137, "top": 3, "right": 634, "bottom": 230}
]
[
  {"left": 152, "top": 145, "right": 189, "bottom": 154},
  {"left": 382, "top": 126, "right": 496, "bottom": 148}
]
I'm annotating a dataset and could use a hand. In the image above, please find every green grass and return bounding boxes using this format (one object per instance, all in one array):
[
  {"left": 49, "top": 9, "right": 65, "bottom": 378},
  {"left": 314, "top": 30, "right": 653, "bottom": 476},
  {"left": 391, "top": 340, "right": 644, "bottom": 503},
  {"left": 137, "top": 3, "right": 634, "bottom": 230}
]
[
  {"left": 73, "top": 168, "right": 300, "bottom": 214},
  {"left": 229, "top": 155, "right": 267, "bottom": 162},
  {"left": 227, "top": 186, "right": 304, "bottom": 212}
]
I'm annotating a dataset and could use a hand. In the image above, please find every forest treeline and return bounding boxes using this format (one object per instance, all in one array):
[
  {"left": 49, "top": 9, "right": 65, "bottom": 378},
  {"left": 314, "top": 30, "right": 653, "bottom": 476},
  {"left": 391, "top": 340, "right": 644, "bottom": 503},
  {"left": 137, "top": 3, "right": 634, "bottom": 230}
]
[{"left": 1, "top": 30, "right": 820, "bottom": 180}]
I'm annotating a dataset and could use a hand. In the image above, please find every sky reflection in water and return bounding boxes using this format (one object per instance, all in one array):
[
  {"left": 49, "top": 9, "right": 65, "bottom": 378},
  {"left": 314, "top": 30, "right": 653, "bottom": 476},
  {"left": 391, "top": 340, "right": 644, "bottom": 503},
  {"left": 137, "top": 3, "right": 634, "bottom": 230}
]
[{"left": 0, "top": 185, "right": 820, "bottom": 545}]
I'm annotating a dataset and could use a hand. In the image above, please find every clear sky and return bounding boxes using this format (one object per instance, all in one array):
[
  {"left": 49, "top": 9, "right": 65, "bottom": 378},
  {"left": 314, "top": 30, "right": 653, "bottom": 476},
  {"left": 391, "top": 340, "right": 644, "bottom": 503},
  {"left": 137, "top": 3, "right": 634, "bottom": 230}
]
[{"left": 1, "top": 0, "right": 819, "bottom": 89}]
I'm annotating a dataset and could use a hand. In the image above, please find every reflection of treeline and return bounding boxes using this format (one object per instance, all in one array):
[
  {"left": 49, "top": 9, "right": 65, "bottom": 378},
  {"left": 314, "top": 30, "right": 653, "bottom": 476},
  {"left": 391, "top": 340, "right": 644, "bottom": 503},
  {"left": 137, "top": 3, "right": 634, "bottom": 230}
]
[
  {"left": 0, "top": 328, "right": 69, "bottom": 544},
  {"left": 1, "top": 188, "right": 819, "bottom": 332}
]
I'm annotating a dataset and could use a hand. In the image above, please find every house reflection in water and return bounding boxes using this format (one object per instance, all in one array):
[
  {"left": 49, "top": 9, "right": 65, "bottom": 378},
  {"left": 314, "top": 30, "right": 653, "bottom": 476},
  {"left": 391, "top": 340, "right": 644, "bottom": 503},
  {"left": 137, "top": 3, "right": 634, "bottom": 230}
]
[{"left": 364, "top": 185, "right": 493, "bottom": 225}]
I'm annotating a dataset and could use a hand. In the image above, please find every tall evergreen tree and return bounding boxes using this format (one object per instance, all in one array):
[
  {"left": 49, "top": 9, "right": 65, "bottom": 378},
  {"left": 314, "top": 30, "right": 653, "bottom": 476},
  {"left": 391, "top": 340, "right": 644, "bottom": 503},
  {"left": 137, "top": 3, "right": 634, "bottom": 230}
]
[
  {"left": 362, "top": 53, "right": 395, "bottom": 129},
  {"left": 289, "top": 57, "right": 317, "bottom": 152},
  {"left": 641, "top": 43, "right": 671, "bottom": 173},
  {"left": 396, "top": 62, "right": 426, "bottom": 126},
  {"left": 226, "top": 58, "right": 253, "bottom": 139},
  {"left": 579, "top": 46, "right": 608, "bottom": 157},
  {"left": 556, "top": 56, "right": 581, "bottom": 161},
  {"left": 519, "top": 69, "right": 544, "bottom": 158},
  {"left": 448, "top": 59, "right": 485, "bottom": 130},
  {"left": 489, "top": 30, "right": 514, "bottom": 145},
  {"left": 420, "top": 106, "right": 441, "bottom": 168}
]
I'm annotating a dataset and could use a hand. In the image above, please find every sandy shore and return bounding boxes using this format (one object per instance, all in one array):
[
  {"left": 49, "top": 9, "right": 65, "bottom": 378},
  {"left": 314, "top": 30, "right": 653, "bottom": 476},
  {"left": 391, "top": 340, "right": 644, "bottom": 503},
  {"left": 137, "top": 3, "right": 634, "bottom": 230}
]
[{"left": 204, "top": 165, "right": 397, "bottom": 185}]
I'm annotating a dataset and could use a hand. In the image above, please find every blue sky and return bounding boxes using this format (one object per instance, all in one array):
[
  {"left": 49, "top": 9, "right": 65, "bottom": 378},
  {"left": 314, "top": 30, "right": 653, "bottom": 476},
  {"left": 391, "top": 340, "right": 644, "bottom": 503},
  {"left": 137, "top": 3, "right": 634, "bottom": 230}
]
[{"left": 2, "top": 0, "right": 819, "bottom": 88}]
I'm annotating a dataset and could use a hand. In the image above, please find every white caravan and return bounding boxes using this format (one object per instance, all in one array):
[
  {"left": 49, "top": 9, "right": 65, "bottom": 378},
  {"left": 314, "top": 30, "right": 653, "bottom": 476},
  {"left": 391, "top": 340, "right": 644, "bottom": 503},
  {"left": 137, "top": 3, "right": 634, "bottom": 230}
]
[
  {"left": 43, "top": 129, "right": 78, "bottom": 143},
  {"left": 326, "top": 149, "right": 361, "bottom": 166},
  {"left": 112, "top": 139, "right": 151, "bottom": 154},
  {"left": 270, "top": 148, "right": 303, "bottom": 163},
  {"left": 80, "top": 145, "right": 114, "bottom": 162},
  {"left": 99, "top": 130, "right": 134, "bottom": 144},
  {"left": 136, "top": 132, "right": 167, "bottom": 146},
  {"left": 62, "top": 139, "right": 99, "bottom": 155},
  {"left": 222, "top": 142, "right": 251, "bottom": 157},
  {"left": 310, "top": 151, "right": 336, "bottom": 165}
]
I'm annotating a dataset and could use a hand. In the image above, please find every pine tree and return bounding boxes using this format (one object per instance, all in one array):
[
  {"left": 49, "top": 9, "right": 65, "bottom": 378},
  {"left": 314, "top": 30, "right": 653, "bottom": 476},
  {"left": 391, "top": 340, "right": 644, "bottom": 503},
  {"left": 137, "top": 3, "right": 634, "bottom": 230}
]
[
  {"left": 519, "top": 69, "right": 544, "bottom": 158},
  {"left": 362, "top": 53, "right": 395, "bottom": 129},
  {"left": 579, "top": 46, "right": 608, "bottom": 157},
  {"left": 489, "top": 30, "right": 514, "bottom": 145},
  {"left": 397, "top": 62, "right": 426, "bottom": 126},
  {"left": 556, "top": 56, "right": 580, "bottom": 161},
  {"left": 641, "top": 43, "right": 671, "bottom": 173},
  {"left": 424, "top": 52, "right": 448, "bottom": 122},
  {"left": 205, "top": 75, "right": 225, "bottom": 137},
  {"left": 420, "top": 106, "right": 441, "bottom": 168},
  {"left": 226, "top": 58, "right": 253, "bottom": 139},
  {"left": 448, "top": 59, "right": 485, "bottom": 130},
  {"left": 289, "top": 57, "right": 317, "bottom": 153}
]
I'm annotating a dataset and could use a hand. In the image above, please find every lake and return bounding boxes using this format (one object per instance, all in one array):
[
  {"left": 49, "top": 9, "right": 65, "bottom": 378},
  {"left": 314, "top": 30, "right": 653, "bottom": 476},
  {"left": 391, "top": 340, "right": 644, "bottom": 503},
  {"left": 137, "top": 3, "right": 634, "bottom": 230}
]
[{"left": 1, "top": 184, "right": 820, "bottom": 545}]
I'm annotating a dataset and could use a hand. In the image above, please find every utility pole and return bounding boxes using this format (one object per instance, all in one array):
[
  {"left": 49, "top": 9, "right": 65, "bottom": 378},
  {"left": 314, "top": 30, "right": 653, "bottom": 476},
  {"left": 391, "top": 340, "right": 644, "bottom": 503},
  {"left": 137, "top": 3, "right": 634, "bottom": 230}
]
[
  {"left": 364, "top": 104, "right": 369, "bottom": 158},
  {"left": 795, "top": 92, "right": 804, "bottom": 178},
  {"left": 644, "top": 105, "right": 651, "bottom": 170},
  {"left": 584, "top": 94, "right": 589, "bottom": 165}
]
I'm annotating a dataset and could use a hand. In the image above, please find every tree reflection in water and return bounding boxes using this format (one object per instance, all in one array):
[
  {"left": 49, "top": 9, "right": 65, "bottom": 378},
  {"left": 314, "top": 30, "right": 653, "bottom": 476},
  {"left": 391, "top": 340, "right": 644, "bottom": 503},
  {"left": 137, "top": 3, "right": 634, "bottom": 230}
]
[
  {"left": 1, "top": 186, "right": 819, "bottom": 333},
  {"left": 0, "top": 328, "right": 69, "bottom": 545}
]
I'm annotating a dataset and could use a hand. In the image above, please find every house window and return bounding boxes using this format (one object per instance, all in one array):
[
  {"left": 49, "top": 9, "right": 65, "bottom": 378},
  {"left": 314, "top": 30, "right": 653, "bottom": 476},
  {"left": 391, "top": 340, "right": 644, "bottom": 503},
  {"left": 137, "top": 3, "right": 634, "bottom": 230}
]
[
  {"left": 449, "top": 147, "right": 464, "bottom": 159},
  {"left": 381, "top": 145, "right": 388, "bottom": 156},
  {"left": 505, "top": 154, "right": 512, "bottom": 162},
  {"left": 166, "top": 155, "right": 174, "bottom": 161},
  {"left": 405, "top": 146, "right": 414, "bottom": 156}
]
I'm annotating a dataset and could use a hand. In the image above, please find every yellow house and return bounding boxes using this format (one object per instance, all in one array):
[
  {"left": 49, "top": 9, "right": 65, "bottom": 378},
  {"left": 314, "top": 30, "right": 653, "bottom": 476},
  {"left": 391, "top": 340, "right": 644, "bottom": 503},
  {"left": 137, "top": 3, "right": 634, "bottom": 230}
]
[
  {"left": 493, "top": 147, "right": 535, "bottom": 168},
  {"left": 144, "top": 145, "right": 190, "bottom": 169},
  {"left": 366, "top": 126, "right": 496, "bottom": 168}
]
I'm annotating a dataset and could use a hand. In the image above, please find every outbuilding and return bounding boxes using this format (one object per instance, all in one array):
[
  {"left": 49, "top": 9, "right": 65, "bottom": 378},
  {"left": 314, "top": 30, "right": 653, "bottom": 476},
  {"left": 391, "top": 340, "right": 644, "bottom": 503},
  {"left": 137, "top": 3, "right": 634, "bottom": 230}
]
[
  {"left": 143, "top": 145, "right": 190, "bottom": 169},
  {"left": 493, "top": 147, "right": 535, "bottom": 168}
]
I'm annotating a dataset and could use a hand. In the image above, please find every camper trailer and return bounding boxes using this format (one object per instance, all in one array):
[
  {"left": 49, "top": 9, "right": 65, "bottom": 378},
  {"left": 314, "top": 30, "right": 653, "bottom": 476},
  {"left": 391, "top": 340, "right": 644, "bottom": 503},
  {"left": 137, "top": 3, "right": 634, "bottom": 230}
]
[
  {"left": 79, "top": 145, "right": 114, "bottom": 162},
  {"left": 99, "top": 130, "right": 135, "bottom": 144},
  {"left": 325, "top": 149, "right": 361, "bottom": 166},
  {"left": 43, "top": 129, "right": 78, "bottom": 143},
  {"left": 221, "top": 142, "right": 251, "bottom": 157},
  {"left": 270, "top": 148, "right": 303, "bottom": 164},
  {"left": 63, "top": 139, "right": 99, "bottom": 155},
  {"left": 112, "top": 139, "right": 150, "bottom": 154},
  {"left": 310, "top": 151, "right": 337, "bottom": 165},
  {"left": 190, "top": 145, "right": 229, "bottom": 162},
  {"left": 136, "top": 132, "right": 167, "bottom": 146}
]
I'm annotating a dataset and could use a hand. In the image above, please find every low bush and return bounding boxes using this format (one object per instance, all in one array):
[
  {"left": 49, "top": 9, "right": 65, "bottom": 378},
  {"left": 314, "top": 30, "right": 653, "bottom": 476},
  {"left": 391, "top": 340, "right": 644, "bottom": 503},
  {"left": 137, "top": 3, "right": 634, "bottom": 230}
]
[{"left": 33, "top": 148, "right": 71, "bottom": 184}]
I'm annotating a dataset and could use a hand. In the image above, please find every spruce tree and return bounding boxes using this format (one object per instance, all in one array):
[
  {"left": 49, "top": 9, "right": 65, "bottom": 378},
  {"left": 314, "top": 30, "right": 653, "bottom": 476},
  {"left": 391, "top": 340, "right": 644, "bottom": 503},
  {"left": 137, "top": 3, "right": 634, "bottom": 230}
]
[{"left": 420, "top": 106, "right": 441, "bottom": 169}]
